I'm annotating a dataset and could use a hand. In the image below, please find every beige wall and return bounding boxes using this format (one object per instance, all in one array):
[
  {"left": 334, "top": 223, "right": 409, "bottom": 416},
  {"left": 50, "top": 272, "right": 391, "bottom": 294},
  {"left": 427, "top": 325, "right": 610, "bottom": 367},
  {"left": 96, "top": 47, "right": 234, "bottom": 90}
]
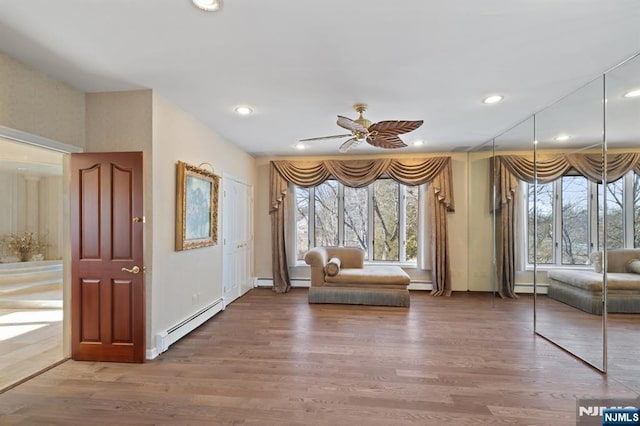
[
  {"left": 254, "top": 152, "right": 472, "bottom": 292},
  {"left": 150, "top": 93, "right": 257, "bottom": 341},
  {"left": 467, "top": 152, "right": 494, "bottom": 291},
  {"left": 0, "top": 53, "right": 85, "bottom": 148}
]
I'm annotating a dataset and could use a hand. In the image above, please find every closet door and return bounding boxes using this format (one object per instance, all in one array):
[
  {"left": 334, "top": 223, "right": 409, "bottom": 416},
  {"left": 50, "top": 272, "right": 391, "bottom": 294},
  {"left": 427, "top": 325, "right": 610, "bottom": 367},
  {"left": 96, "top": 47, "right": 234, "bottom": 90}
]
[{"left": 223, "top": 176, "right": 253, "bottom": 305}]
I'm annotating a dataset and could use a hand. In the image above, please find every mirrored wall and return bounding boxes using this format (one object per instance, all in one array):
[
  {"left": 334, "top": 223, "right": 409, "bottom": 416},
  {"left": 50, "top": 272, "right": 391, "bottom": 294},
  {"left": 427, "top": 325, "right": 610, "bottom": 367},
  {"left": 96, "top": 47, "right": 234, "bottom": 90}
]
[{"left": 490, "top": 52, "right": 640, "bottom": 372}]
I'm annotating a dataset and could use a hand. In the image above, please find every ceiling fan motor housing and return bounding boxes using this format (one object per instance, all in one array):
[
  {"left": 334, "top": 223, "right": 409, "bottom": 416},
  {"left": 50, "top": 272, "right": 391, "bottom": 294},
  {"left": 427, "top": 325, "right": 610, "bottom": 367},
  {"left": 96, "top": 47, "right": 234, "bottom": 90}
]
[{"left": 353, "top": 103, "right": 372, "bottom": 129}]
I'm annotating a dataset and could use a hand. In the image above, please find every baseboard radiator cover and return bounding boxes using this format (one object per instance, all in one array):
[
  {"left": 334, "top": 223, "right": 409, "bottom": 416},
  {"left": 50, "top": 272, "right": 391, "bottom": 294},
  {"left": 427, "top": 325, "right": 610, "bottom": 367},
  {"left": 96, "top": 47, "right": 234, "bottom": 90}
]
[{"left": 153, "top": 298, "right": 224, "bottom": 357}]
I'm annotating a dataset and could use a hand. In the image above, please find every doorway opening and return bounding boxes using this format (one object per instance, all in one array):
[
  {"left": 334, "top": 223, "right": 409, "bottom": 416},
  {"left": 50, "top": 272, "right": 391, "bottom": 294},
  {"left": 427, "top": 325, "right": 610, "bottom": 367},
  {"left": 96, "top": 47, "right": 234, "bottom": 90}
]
[{"left": 0, "top": 137, "right": 65, "bottom": 391}]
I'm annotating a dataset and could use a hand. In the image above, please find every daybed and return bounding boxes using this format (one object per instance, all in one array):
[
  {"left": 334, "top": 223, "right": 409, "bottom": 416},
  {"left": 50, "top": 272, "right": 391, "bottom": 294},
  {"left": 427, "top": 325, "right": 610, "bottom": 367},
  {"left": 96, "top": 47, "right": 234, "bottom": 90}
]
[
  {"left": 304, "top": 246, "right": 410, "bottom": 307},
  {"left": 547, "top": 248, "right": 640, "bottom": 314}
]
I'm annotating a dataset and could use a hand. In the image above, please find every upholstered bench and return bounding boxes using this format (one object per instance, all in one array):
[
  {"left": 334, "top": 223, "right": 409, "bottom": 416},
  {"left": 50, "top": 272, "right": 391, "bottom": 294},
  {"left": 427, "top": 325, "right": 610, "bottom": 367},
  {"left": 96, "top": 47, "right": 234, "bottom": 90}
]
[
  {"left": 304, "top": 247, "right": 410, "bottom": 307},
  {"left": 547, "top": 249, "right": 640, "bottom": 314}
]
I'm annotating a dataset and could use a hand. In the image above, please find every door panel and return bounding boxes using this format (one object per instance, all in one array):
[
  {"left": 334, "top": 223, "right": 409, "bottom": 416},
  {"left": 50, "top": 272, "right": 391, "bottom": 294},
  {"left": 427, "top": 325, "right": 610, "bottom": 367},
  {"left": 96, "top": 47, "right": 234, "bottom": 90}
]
[
  {"left": 112, "top": 165, "right": 133, "bottom": 259},
  {"left": 71, "top": 152, "right": 144, "bottom": 363},
  {"left": 223, "top": 178, "right": 253, "bottom": 304},
  {"left": 80, "top": 279, "right": 101, "bottom": 342}
]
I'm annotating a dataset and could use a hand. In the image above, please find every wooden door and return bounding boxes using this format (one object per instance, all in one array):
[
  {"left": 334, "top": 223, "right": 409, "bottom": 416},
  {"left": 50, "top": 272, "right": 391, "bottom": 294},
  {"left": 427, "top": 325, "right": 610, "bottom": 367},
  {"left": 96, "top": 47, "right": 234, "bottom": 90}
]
[{"left": 70, "top": 152, "right": 145, "bottom": 363}]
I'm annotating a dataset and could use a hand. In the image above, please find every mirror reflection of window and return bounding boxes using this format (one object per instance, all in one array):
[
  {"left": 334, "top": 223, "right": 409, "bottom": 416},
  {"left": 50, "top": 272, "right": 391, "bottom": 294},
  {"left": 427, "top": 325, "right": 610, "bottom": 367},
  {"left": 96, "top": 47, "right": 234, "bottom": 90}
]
[
  {"left": 598, "top": 179, "right": 625, "bottom": 250},
  {"left": 561, "top": 176, "right": 589, "bottom": 265},
  {"left": 528, "top": 182, "right": 554, "bottom": 264}
]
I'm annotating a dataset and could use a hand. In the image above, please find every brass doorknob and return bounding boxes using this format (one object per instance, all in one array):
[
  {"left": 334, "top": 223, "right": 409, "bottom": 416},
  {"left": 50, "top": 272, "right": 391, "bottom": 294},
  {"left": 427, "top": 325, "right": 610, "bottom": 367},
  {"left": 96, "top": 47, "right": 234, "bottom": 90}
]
[{"left": 121, "top": 266, "right": 141, "bottom": 274}]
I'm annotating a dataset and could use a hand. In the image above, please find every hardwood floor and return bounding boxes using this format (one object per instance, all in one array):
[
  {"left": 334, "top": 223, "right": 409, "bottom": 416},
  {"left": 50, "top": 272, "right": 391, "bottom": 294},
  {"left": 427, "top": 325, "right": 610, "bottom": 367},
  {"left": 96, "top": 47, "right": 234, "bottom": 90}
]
[{"left": 0, "top": 289, "right": 638, "bottom": 425}]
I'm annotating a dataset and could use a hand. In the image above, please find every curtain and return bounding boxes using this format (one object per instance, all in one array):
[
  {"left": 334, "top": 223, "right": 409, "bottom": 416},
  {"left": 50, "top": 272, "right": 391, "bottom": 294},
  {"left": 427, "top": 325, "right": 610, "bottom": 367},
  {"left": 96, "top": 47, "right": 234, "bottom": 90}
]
[
  {"left": 269, "top": 164, "right": 291, "bottom": 293},
  {"left": 269, "top": 157, "right": 455, "bottom": 295},
  {"left": 493, "top": 152, "right": 640, "bottom": 298}
]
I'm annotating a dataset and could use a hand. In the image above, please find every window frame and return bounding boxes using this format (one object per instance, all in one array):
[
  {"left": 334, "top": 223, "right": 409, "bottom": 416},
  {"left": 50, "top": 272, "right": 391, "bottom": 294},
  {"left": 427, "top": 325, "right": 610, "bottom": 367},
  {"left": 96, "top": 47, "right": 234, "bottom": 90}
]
[{"left": 295, "top": 178, "right": 419, "bottom": 266}]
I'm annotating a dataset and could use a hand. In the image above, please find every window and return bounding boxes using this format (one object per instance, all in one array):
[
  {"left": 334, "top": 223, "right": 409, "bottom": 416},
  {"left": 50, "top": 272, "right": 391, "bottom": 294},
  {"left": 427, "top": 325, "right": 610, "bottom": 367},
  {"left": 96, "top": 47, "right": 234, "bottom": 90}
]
[
  {"left": 527, "top": 172, "right": 640, "bottom": 266},
  {"left": 294, "top": 178, "right": 419, "bottom": 264}
]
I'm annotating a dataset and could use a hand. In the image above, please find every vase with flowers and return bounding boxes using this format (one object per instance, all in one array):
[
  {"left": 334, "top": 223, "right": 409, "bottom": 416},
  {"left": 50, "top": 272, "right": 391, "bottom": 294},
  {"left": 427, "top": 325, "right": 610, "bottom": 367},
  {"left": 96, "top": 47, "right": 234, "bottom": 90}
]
[{"left": 1, "top": 231, "right": 47, "bottom": 262}]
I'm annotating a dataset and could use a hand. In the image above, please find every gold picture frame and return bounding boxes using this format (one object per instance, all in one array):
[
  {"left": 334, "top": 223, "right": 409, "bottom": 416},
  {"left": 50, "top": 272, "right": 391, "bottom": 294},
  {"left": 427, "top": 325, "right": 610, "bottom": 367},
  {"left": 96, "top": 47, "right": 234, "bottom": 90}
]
[{"left": 175, "top": 161, "right": 219, "bottom": 251}]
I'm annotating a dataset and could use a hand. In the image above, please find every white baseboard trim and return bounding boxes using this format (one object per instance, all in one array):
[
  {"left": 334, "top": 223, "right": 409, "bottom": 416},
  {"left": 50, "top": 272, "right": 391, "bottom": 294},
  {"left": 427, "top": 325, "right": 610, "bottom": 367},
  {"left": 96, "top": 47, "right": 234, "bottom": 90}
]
[
  {"left": 146, "top": 347, "right": 159, "bottom": 360},
  {"left": 150, "top": 297, "right": 224, "bottom": 359},
  {"left": 515, "top": 283, "right": 549, "bottom": 294},
  {"left": 256, "top": 278, "right": 432, "bottom": 291}
]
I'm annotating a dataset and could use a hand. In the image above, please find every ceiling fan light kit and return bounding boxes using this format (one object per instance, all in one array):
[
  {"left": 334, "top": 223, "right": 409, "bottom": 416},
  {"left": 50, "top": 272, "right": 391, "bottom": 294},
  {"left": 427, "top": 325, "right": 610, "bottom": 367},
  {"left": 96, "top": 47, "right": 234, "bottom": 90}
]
[{"left": 300, "top": 104, "right": 423, "bottom": 153}]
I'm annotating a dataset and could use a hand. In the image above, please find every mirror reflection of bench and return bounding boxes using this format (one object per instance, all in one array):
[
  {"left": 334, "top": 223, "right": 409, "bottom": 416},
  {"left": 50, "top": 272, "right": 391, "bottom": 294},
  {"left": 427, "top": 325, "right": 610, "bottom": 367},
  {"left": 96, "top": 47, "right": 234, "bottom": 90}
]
[
  {"left": 304, "top": 247, "right": 410, "bottom": 307},
  {"left": 547, "top": 249, "right": 640, "bottom": 315}
]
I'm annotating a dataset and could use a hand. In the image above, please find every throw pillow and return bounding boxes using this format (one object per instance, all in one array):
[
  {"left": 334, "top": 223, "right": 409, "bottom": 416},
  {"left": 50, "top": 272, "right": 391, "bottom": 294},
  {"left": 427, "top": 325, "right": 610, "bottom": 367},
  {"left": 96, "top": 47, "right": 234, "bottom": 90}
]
[
  {"left": 590, "top": 251, "right": 603, "bottom": 273},
  {"left": 626, "top": 259, "right": 640, "bottom": 274},
  {"left": 325, "top": 257, "right": 341, "bottom": 276}
]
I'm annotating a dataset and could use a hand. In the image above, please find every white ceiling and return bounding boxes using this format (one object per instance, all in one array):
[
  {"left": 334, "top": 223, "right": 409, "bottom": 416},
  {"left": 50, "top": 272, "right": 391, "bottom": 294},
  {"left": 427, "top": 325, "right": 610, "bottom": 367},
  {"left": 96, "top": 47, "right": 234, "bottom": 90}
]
[{"left": 0, "top": 0, "right": 638, "bottom": 157}]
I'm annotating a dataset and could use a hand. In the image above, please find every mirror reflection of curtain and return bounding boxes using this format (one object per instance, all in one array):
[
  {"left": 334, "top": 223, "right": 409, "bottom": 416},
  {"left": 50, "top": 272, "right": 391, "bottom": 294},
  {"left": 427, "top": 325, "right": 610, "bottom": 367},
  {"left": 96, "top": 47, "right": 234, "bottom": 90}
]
[
  {"left": 493, "top": 152, "right": 640, "bottom": 298},
  {"left": 269, "top": 158, "right": 454, "bottom": 295}
]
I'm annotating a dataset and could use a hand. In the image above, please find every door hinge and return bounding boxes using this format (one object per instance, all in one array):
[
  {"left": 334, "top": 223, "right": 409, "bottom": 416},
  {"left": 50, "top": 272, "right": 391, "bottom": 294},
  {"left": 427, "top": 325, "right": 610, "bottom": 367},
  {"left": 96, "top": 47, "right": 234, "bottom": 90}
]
[{"left": 133, "top": 216, "right": 145, "bottom": 223}]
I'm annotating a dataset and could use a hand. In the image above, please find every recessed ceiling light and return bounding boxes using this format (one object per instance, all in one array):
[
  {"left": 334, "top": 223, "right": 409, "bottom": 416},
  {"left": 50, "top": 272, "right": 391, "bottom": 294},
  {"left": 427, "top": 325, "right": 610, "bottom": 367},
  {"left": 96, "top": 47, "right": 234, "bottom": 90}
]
[
  {"left": 192, "top": 0, "right": 223, "bottom": 12},
  {"left": 412, "top": 140, "right": 425, "bottom": 146},
  {"left": 554, "top": 134, "right": 571, "bottom": 142},
  {"left": 234, "top": 105, "right": 253, "bottom": 115},
  {"left": 623, "top": 89, "right": 640, "bottom": 98},
  {"left": 295, "top": 142, "right": 305, "bottom": 150},
  {"left": 482, "top": 95, "right": 504, "bottom": 104}
]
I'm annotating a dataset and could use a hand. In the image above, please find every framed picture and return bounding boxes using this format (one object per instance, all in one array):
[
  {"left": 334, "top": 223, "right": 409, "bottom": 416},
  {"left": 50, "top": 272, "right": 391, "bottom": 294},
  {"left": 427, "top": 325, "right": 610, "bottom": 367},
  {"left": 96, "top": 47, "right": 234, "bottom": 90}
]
[{"left": 175, "top": 161, "right": 220, "bottom": 251}]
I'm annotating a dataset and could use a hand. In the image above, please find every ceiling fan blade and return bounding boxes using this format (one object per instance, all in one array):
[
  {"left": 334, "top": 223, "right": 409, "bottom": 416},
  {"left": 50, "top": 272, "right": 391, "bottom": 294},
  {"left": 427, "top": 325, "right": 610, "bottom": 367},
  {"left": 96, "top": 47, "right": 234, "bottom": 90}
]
[
  {"left": 368, "top": 120, "right": 423, "bottom": 135},
  {"left": 366, "top": 133, "right": 408, "bottom": 149},
  {"left": 299, "top": 134, "right": 352, "bottom": 142},
  {"left": 339, "top": 137, "right": 361, "bottom": 153},
  {"left": 337, "top": 116, "right": 368, "bottom": 133}
]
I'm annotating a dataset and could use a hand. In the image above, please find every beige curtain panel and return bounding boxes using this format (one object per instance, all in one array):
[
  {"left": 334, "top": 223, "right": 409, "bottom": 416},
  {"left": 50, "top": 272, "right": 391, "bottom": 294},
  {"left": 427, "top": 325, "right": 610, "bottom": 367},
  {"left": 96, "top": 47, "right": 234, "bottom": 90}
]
[
  {"left": 269, "top": 157, "right": 455, "bottom": 295},
  {"left": 492, "top": 152, "right": 640, "bottom": 298}
]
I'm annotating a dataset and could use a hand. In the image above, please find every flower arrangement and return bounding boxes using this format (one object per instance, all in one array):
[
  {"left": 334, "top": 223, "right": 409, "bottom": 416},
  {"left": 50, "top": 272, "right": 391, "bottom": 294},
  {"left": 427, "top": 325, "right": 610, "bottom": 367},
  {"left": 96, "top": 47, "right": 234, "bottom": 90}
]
[{"left": 1, "top": 231, "right": 47, "bottom": 261}]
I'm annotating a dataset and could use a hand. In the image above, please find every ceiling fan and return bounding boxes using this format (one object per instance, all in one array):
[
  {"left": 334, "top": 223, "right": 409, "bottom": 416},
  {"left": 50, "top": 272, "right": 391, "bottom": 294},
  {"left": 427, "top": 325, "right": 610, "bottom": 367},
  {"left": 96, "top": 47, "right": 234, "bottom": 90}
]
[{"left": 299, "top": 104, "right": 423, "bottom": 153}]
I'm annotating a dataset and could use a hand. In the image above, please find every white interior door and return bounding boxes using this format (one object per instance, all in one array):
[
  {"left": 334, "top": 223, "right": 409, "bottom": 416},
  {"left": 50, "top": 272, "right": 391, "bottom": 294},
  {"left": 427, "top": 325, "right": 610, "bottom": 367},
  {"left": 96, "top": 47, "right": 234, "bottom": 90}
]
[{"left": 223, "top": 176, "right": 253, "bottom": 305}]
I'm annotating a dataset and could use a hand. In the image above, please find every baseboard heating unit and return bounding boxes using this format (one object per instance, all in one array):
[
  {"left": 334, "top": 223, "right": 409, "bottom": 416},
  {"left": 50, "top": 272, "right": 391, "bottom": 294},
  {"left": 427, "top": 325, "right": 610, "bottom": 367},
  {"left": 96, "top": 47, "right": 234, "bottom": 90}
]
[{"left": 154, "top": 298, "right": 224, "bottom": 356}]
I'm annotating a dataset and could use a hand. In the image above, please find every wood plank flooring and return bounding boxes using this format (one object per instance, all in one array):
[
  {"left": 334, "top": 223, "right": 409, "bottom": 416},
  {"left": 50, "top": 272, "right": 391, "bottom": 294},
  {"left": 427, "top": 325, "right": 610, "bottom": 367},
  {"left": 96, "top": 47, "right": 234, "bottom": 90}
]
[{"left": 0, "top": 289, "right": 639, "bottom": 425}]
